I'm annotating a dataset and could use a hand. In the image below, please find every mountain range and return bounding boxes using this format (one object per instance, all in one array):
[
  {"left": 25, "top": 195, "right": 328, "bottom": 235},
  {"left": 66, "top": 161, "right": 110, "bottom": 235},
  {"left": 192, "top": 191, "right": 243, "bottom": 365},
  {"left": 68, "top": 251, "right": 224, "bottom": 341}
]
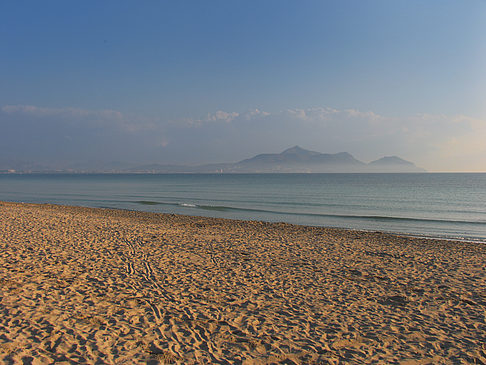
[{"left": 0, "top": 146, "right": 426, "bottom": 173}]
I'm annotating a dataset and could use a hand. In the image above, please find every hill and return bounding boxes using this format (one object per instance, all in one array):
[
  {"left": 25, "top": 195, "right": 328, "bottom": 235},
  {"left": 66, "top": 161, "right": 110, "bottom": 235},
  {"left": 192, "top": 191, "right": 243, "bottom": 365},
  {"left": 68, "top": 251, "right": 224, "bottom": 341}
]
[
  {"left": 231, "top": 146, "right": 367, "bottom": 172},
  {"left": 0, "top": 147, "right": 426, "bottom": 173},
  {"left": 368, "top": 156, "right": 426, "bottom": 172}
]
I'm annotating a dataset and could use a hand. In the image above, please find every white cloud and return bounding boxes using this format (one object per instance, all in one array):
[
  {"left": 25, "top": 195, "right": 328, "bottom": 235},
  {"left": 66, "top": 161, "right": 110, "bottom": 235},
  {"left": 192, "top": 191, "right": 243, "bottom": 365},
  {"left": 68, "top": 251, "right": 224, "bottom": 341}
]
[
  {"left": 1, "top": 104, "right": 123, "bottom": 120},
  {"left": 206, "top": 110, "right": 239, "bottom": 123},
  {"left": 0, "top": 104, "right": 167, "bottom": 164},
  {"left": 241, "top": 109, "right": 270, "bottom": 120},
  {"left": 285, "top": 107, "right": 339, "bottom": 121},
  {"left": 2, "top": 104, "right": 485, "bottom": 170},
  {"left": 0, "top": 104, "right": 158, "bottom": 132}
]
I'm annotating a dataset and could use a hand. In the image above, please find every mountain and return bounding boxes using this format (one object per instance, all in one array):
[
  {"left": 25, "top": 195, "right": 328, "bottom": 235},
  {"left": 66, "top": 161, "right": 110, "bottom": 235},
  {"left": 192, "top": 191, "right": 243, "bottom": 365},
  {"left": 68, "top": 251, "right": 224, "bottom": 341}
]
[
  {"left": 0, "top": 158, "right": 52, "bottom": 173},
  {"left": 0, "top": 147, "right": 426, "bottom": 173},
  {"left": 231, "top": 146, "right": 367, "bottom": 172},
  {"left": 368, "top": 156, "right": 426, "bottom": 172}
]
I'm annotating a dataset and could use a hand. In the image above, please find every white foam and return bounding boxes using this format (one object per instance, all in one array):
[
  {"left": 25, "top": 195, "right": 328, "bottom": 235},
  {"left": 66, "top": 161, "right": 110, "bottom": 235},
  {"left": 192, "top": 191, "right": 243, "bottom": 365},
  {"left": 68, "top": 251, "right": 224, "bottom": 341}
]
[{"left": 180, "top": 203, "right": 197, "bottom": 207}]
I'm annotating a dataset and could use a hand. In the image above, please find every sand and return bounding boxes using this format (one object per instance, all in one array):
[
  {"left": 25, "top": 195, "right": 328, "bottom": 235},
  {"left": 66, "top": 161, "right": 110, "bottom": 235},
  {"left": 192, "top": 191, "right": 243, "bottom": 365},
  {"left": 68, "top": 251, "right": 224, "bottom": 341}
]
[{"left": 0, "top": 201, "right": 485, "bottom": 364}]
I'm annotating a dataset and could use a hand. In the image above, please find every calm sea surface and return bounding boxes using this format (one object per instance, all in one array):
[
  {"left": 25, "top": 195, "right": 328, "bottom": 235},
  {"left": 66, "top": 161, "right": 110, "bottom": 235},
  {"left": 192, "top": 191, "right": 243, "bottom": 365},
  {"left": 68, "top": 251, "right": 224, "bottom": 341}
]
[{"left": 1, "top": 173, "right": 485, "bottom": 242}]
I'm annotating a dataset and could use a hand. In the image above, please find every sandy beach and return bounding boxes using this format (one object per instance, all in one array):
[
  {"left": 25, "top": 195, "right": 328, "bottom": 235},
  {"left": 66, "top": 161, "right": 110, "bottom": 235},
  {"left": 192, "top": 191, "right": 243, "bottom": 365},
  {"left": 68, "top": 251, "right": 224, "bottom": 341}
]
[{"left": 0, "top": 201, "right": 485, "bottom": 364}]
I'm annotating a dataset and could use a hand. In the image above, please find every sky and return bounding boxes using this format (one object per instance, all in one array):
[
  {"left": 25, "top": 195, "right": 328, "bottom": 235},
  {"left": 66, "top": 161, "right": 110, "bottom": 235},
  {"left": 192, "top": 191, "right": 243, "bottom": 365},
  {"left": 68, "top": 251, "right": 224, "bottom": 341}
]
[{"left": 1, "top": 0, "right": 486, "bottom": 171}]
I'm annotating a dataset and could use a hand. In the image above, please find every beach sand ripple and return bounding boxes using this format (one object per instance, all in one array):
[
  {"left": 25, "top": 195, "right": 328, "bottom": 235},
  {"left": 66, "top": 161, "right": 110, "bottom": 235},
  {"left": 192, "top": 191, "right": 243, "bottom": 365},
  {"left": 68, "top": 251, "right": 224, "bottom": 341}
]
[{"left": 0, "top": 202, "right": 485, "bottom": 364}]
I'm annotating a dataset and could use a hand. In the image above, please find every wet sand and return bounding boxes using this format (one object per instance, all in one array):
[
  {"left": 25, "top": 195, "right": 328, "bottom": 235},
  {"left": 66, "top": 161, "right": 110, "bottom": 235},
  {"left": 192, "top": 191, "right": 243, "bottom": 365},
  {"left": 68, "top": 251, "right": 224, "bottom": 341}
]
[{"left": 0, "top": 201, "right": 485, "bottom": 364}]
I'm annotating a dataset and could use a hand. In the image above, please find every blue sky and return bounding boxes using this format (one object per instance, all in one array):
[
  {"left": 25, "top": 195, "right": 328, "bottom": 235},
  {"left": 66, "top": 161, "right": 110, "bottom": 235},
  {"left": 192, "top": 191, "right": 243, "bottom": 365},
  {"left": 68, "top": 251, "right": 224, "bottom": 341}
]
[{"left": 1, "top": 1, "right": 486, "bottom": 171}]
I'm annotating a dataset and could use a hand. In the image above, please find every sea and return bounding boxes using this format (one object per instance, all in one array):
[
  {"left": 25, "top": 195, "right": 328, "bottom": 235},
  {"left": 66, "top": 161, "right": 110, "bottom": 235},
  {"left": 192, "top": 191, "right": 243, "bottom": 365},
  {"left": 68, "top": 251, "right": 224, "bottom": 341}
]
[{"left": 1, "top": 173, "right": 485, "bottom": 242}]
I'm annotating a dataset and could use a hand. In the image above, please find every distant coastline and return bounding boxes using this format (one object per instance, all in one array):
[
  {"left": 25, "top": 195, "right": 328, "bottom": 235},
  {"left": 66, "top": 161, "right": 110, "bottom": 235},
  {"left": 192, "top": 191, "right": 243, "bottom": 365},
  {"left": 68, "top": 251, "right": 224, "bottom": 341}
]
[{"left": 0, "top": 146, "right": 425, "bottom": 174}]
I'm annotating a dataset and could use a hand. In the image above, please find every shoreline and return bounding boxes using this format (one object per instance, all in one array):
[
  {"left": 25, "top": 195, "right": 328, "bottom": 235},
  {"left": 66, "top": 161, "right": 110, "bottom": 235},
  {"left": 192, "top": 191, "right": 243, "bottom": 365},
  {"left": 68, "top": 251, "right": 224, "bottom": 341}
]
[
  {"left": 1, "top": 201, "right": 485, "bottom": 363},
  {"left": 2, "top": 200, "right": 485, "bottom": 244}
]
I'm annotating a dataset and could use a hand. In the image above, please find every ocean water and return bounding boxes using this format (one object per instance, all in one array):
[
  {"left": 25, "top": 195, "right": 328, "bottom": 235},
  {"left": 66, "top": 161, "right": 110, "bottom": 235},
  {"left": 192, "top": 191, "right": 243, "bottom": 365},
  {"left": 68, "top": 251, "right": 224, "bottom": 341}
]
[{"left": 0, "top": 173, "right": 485, "bottom": 242}]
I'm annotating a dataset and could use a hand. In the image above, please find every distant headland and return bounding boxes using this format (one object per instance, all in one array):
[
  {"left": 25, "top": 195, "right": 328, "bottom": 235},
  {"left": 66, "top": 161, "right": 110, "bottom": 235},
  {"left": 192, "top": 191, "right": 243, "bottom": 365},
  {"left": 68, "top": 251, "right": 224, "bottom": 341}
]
[{"left": 0, "top": 146, "right": 425, "bottom": 173}]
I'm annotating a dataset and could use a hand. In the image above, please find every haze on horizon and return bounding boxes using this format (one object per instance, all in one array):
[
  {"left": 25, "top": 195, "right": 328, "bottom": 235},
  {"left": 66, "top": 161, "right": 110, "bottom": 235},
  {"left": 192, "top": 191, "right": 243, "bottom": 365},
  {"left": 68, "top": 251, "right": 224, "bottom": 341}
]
[{"left": 1, "top": 1, "right": 485, "bottom": 172}]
